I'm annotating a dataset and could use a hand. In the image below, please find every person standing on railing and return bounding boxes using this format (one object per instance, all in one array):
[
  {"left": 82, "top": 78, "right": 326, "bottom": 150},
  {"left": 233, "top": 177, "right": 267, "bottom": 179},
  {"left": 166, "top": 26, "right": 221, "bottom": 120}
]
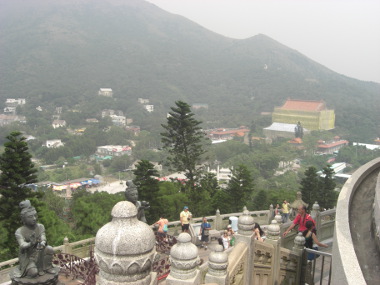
[
  {"left": 180, "top": 206, "right": 192, "bottom": 233},
  {"left": 199, "top": 217, "right": 211, "bottom": 249},
  {"left": 282, "top": 200, "right": 290, "bottom": 223},
  {"left": 283, "top": 205, "right": 315, "bottom": 237}
]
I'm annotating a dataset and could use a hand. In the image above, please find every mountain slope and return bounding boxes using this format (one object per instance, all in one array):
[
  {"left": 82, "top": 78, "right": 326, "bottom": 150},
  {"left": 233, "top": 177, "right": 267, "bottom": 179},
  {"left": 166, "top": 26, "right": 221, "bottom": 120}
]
[{"left": 0, "top": 0, "right": 379, "bottom": 138}]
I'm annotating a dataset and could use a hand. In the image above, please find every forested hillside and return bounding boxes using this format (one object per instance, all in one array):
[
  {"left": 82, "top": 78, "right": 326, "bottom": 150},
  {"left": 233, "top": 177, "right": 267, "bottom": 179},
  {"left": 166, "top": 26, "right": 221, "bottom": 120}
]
[{"left": 0, "top": 0, "right": 379, "bottom": 139}]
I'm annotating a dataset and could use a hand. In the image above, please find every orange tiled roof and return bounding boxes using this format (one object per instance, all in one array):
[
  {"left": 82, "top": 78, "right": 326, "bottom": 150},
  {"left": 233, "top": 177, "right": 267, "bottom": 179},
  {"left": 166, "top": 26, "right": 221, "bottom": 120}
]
[
  {"left": 211, "top": 129, "right": 250, "bottom": 136},
  {"left": 279, "top": 99, "right": 326, "bottom": 112},
  {"left": 318, "top": 140, "right": 349, "bottom": 149}
]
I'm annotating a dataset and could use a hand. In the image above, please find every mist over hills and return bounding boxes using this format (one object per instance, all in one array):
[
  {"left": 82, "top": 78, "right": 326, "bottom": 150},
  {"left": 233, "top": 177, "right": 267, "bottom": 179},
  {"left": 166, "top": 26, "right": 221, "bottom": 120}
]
[{"left": 0, "top": 0, "right": 379, "bottom": 138}]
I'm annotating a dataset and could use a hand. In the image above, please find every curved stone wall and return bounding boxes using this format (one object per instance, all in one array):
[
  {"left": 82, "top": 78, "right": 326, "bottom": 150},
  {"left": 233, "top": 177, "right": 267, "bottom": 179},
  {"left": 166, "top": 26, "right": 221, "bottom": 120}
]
[{"left": 332, "top": 157, "right": 380, "bottom": 285}]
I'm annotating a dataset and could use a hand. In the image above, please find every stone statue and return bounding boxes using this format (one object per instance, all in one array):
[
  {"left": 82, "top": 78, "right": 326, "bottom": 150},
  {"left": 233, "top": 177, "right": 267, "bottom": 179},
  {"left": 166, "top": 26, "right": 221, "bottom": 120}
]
[
  {"left": 295, "top": 121, "right": 304, "bottom": 139},
  {"left": 10, "top": 200, "right": 59, "bottom": 284},
  {"left": 125, "top": 180, "right": 149, "bottom": 223}
]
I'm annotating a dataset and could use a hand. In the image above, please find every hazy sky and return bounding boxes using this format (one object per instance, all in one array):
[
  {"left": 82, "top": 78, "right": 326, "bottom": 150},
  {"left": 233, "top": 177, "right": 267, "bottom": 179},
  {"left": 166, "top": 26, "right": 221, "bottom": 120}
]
[{"left": 146, "top": 0, "right": 380, "bottom": 83}]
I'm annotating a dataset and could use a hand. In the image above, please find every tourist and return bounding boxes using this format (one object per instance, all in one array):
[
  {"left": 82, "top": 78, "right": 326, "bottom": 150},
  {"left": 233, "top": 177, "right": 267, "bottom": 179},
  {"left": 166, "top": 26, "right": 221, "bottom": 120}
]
[
  {"left": 303, "top": 220, "right": 328, "bottom": 260},
  {"left": 125, "top": 180, "right": 149, "bottom": 223},
  {"left": 282, "top": 200, "right": 290, "bottom": 223},
  {"left": 283, "top": 205, "right": 315, "bottom": 237},
  {"left": 14, "top": 200, "right": 55, "bottom": 278},
  {"left": 154, "top": 216, "right": 169, "bottom": 237},
  {"left": 227, "top": 225, "right": 235, "bottom": 246},
  {"left": 253, "top": 223, "right": 266, "bottom": 242},
  {"left": 199, "top": 217, "right": 211, "bottom": 249},
  {"left": 221, "top": 230, "right": 230, "bottom": 250},
  {"left": 180, "top": 206, "right": 192, "bottom": 233}
]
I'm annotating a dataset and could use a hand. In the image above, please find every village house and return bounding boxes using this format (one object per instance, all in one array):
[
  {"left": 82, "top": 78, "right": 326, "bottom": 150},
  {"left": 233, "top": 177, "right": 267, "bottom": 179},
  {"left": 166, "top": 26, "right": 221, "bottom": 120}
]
[
  {"left": 125, "top": 126, "right": 141, "bottom": 136},
  {"left": 5, "top": 98, "right": 26, "bottom": 106},
  {"left": 3, "top": 106, "right": 16, "bottom": 115},
  {"left": 206, "top": 126, "right": 250, "bottom": 141},
  {"left": 192, "top": 103, "right": 209, "bottom": 110},
  {"left": 144, "top": 105, "right": 154, "bottom": 112},
  {"left": 110, "top": 114, "right": 126, "bottom": 126},
  {"left": 86, "top": 118, "right": 99, "bottom": 123},
  {"left": 96, "top": 145, "right": 132, "bottom": 157},
  {"left": 263, "top": 122, "right": 311, "bottom": 140},
  {"left": 0, "top": 114, "right": 26, "bottom": 126},
  {"left": 45, "top": 139, "right": 64, "bottom": 148},
  {"left": 52, "top": 120, "right": 67, "bottom": 129},
  {"left": 98, "top": 88, "right": 113, "bottom": 97},
  {"left": 316, "top": 137, "right": 349, "bottom": 154}
]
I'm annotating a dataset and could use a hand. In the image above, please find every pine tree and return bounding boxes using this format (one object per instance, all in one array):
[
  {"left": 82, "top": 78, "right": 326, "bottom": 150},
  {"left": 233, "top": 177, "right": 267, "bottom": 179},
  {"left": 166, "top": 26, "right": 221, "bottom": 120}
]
[
  {"left": 161, "top": 101, "right": 208, "bottom": 191},
  {"left": 132, "top": 160, "right": 160, "bottom": 223},
  {"left": 0, "top": 131, "right": 38, "bottom": 258},
  {"left": 225, "top": 165, "right": 254, "bottom": 212},
  {"left": 318, "top": 165, "right": 337, "bottom": 209},
  {"left": 300, "top": 166, "right": 320, "bottom": 208}
]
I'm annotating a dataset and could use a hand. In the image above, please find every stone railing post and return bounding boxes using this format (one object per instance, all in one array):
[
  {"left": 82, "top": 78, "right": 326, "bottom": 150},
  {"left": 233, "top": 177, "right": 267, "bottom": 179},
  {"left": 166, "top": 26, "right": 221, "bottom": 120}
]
[
  {"left": 292, "top": 232, "right": 306, "bottom": 285},
  {"left": 166, "top": 233, "right": 201, "bottom": 285},
  {"left": 205, "top": 244, "right": 229, "bottom": 285},
  {"left": 268, "top": 204, "right": 274, "bottom": 224},
  {"left": 275, "top": 213, "right": 283, "bottom": 226},
  {"left": 63, "top": 236, "right": 72, "bottom": 254},
  {"left": 95, "top": 201, "right": 157, "bottom": 285},
  {"left": 215, "top": 209, "right": 223, "bottom": 230},
  {"left": 311, "top": 201, "right": 321, "bottom": 232},
  {"left": 266, "top": 219, "right": 281, "bottom": 285},
  {"left": 235, "top": 208, "right": 255, "bottom": 285}
]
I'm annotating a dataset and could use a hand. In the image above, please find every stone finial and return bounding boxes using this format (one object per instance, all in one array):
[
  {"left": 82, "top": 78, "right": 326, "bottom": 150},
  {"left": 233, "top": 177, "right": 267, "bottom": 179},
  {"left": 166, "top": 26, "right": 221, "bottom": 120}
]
[
  {"left": 95, "top": 201, "right": 156, "bottom": 285},
  {"left": 296, "top": 191, "right": 302, "bottom": 200},
  {"left": 270, "top": 204, "right": 273, "bottom": 210},
  {"left": 243, "top": 206, "right": 248, "bottom": 212},
  {"left": 63, "top": 236, "right": 69, "bottom": 244},
  {"left": 267, "top": 220, "right": 281, "bottom": 240},
  {"left": 275, "top": 213, "right": 282, "bottom": 225},
  {"left": 168, "top": 233, "right": 200, "bottom": 280},
  {"left": 238, "top": 209, "right": 254, "bottom": 236},
  {"left": 293, "top": 232, "right": 306, "bottom": 250},
  {"left": 312, "top": 201, "right": 320, "bottom": 211},
  {"left": 216, "top": 209, "right": 220, "bottom": 215},
  {"left": 207, "top": 245, "right": 228, "bottom": 276}
]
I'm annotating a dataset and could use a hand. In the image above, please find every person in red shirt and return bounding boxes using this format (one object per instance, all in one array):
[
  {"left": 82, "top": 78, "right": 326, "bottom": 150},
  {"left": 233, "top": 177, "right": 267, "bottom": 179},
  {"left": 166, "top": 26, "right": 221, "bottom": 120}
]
[{"left": 283, "top": 205, "right": 315, "bottom": 237}]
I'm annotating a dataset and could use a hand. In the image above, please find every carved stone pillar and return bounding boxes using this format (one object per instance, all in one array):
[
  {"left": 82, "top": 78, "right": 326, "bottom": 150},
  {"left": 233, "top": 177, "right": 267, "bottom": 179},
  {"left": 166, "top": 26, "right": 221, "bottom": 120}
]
[
  {"left": 268, "top": 204, "right": 274, "bottom": 224},
  {"left": 292, "top": 232, "right": 306, "bottom": 284},
  {"left": 205, "top": 245, "right": 229, "bottom": 285},
  {"left": 63, "top": 236, "right": 71, "bottom": 254},
  {"left": 215, "top": 209, "right": 223, "bottom": 230},
  {"left": 166, "top": 233, "right": 201, "bottom": 285},
  {"left": 95, "top": 201, "right": 157, "bottom": 285},
  {"left": 266, "top": 220, "right": 281, "bottom": 284},
  {"left": 235, "top": 209, "right": 255, "bottom": 285},
  {"left": 311, "top": 201, "right": 321, "bottom": 232}
]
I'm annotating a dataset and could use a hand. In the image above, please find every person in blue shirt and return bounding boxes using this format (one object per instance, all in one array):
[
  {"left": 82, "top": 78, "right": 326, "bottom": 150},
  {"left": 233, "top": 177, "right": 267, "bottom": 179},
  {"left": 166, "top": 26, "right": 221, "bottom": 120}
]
[{"left": 199, "top": 217, "right": 211, "bottom": 249}]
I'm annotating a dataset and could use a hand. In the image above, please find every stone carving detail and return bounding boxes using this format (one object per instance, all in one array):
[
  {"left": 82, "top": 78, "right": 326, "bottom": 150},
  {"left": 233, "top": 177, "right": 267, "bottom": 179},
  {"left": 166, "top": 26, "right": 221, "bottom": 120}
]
[
  {"left": 293, "top": 232, "right": 306, "bottom": 250},
  {"left": 237, "top": 209, "right": 254, "bottom": 236},
  {"left": 208, "top": 245, "right": 228, "bottom": 276},
  {"left": 95, "top": 201, "right": 156, "bottom": 285},
  {"left": 10, "top": 200, "right": 59, "bottom": 285},
  {"left": 267, "top": 219, "right": 281, "bottom": 240},
  {"left": 229, "top": 250, "right": 247, "bottom": 285},
  {"left": 168, "top": 233, "right": 200, "bottom": 280}
]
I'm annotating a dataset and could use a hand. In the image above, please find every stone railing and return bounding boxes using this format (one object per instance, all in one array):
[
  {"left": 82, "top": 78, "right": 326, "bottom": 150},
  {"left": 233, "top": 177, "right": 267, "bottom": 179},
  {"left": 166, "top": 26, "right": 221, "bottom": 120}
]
[
  {"left": 0, "top": 237, "right": 95, "bottom": 284},
  {"left": 332, "top": 157, "right": 380, "bottom": 284},
  {"left": 373, "top": 171, "right": 380, "bottom": 255}
]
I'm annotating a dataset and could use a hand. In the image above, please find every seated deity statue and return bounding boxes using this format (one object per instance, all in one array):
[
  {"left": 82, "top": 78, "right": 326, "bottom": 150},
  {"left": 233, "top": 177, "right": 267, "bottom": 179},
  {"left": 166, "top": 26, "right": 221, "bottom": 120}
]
[
  {"left": 125, "top": 180, "right": 149, "bottom": 223},
  {"left": 13, "top": 200, "right": 55, "bottom": 278}
]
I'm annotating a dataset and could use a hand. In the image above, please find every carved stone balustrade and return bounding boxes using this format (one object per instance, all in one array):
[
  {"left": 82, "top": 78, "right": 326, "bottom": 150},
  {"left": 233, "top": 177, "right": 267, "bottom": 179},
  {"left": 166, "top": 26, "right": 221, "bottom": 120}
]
[{"left": 205, "top": 245, "right": 229, "bottom": 285}]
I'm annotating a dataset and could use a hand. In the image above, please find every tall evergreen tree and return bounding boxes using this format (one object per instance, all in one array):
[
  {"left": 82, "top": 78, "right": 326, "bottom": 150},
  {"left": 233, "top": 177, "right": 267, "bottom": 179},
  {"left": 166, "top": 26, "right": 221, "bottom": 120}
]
[
  {"left": 225, "top": 165, "right": 254, "bottom": 212},
  {"left": 300, "top": 166, "right": 320, "bottom": 208},
  {"left": 161, "top": 101, "right": 208, "bottom": 191},
  {"left": 0, "top": 131, "right": 38, "bottom": 258},
  {"left": 132, "top": 160, "right": 160, "bottom": 223},
  {"left": 318, "top": 165, "right": 337, "bottom": 209}
]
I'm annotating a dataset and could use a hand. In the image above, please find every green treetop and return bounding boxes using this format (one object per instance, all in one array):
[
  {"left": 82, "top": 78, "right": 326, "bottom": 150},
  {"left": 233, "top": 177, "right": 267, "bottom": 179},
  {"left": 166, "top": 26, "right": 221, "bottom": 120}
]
[{"left": 161, "top": 101, "right": 208, "bottom": 191}]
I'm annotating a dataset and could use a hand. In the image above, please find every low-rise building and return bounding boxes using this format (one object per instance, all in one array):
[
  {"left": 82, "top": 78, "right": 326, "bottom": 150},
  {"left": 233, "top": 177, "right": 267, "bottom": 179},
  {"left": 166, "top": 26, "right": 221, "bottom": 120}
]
[
  {"left": 206, "top": 126, "right": 250, "bottom": 141},
  {"left": 45, "top": 139, "right": 64, "bottom": 148},
  {"left": 52, "top": 120, "right": 67, "bottom": 129},
  {"left": 86, "top": 118, "right": 99, "bottom": 123},
  {"left": 5, "top": 98, "right": 26, "bottom": 106},
  {"left": 96, "top": 145, "right": 132, "bottom": 157},
  {"left": 316, "top": 137, "right": 349, "bottom": 154},
  {"left": 0, "top": 114, "right": 26, "bottom": 126},
  {"left": 263, "top": 122, "right": 310, "bottom": 139},
  {"left": 98, "top": 88, "right": 113, "bottom": 97},
  {"left": 138, "top": 98, "right": 149, "bottom": 104},
  {"left": 110, "top": 115, "right": 126, "bottom": 126},
  {"left": 3, "top": 106, "right": 16, "bottom": 115},
  {"left": 144, "top": 105, "right": 154, "bottom": 112}
]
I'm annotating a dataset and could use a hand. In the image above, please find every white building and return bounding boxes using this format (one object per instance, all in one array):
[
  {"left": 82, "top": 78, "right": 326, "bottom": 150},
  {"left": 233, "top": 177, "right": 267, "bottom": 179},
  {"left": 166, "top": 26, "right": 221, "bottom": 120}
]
[
  {"left": 52, "top": 120, "right": 67, "bottom": 129},
  {"left": 98, "top": 88, "right": 113, "bottom": 97},
  {"left": 5, "top": 98, "right": 26, "bottom": 106},
  {"left": 110, "top": 115, "right": 126, "bottom": 126},
  {"left": 45, "top": 139, "right": 64, "bottom": 148},
  {"left": 144, "top": 105, "right": 154, "bottom": 112},
  {"left": 96, "top": 145, "right": 132, "bottom": 157},
  {"left": 138, "top": 98, "right": 149, "bottom": 104}
]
